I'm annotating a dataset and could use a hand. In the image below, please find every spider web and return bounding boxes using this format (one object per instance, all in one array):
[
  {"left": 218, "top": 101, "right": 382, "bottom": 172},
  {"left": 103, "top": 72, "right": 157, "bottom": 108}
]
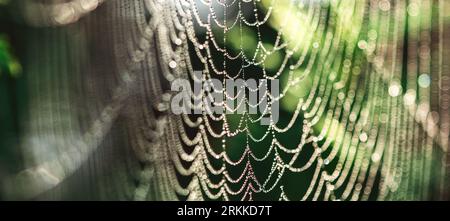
[{"left": 3, "top": 0, "right": 449, "bottom": 201}]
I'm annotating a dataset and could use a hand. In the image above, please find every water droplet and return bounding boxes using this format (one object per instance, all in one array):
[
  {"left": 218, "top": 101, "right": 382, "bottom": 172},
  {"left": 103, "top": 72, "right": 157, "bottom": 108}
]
[
  {"left": 312, "top": 42, "right": 319, "bottom": 48},
  {"left": 403, "top": 89, "right": 416, "bottom": 105},
  {"left": 166, "top": 74, "right": 175, "bottom": 82},
  {"left": 169, "top": 60, "right": 177, "bottom": 69},
  {"left": 359, "top": 132, "right": 368, "bottom": 142},
  {"left": 418, "top": 74, "right": 431, "bottom": 88},
  {"left": 174, "top": 38, "right": 182, "bottom": 45},
  {"left": 388, "top": 83, "right": 401, "bottom": 97},
  {"left": 358, "top": 40, "right": 367, "bottom": 50}
]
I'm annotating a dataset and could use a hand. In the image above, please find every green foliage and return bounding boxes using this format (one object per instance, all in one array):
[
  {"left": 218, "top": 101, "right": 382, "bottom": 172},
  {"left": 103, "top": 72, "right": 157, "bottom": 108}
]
[{"left": 0, "top": 34, "right": 21, "bottom": 77}]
